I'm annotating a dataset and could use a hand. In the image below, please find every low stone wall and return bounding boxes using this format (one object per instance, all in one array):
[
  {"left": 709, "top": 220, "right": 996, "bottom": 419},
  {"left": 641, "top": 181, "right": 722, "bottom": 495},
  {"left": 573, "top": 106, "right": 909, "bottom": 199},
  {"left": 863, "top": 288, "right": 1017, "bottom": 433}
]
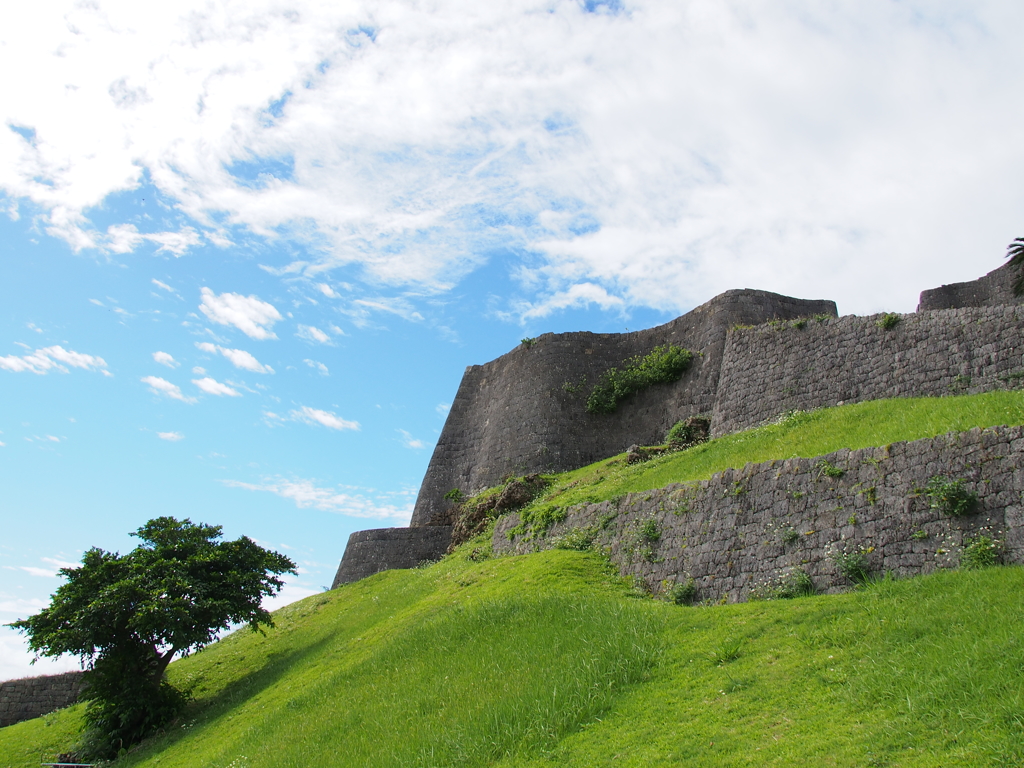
[
  {"left": 331, "top": 526, "right": 452, "bottom": 588},
  {"left": 711, "top": 305, "right": 1024, "bottom": 437},
  {"left": 494, "top": 426, "right": 1024, "bottom": 603},
  {"left": 0, "top": 671, "right": 83, "bottom": 727}
]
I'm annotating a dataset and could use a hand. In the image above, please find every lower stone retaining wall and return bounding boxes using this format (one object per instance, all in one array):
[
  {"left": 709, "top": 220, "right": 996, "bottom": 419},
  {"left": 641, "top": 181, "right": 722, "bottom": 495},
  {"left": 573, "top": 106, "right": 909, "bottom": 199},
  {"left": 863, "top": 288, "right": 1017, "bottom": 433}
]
[
  {"left": 0, "top": 671, "right": 83, "bottom": 727},
  {"left": 494, "top": 425, "right": 1024, "bottom": 603},
  {"left": 332, "top": 526, "right": 452, "bottom": 588}
]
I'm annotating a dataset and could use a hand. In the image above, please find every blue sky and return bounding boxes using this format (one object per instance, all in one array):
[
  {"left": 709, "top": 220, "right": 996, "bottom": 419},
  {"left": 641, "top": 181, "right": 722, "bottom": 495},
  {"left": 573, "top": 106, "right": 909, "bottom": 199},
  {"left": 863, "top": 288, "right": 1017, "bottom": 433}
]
[{"left": 2, "top": 0, "right": 1023, "bottom": 679}]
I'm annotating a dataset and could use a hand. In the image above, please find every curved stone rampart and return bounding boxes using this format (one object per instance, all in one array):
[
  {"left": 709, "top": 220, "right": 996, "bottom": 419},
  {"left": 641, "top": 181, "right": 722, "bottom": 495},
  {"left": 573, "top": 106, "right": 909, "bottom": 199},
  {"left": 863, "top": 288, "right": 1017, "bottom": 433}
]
[
  {"left": 331, "top": 526, "right": 452, "bottom": 587},
  {"left": 0, "top": 671, "right": 83, "bottom": 727},
  {"left": 411, "top": 289, "right": 836, "bottom": 526},
  {"left": 494, "top": 425, "right": 1024, "bottom": 603}
]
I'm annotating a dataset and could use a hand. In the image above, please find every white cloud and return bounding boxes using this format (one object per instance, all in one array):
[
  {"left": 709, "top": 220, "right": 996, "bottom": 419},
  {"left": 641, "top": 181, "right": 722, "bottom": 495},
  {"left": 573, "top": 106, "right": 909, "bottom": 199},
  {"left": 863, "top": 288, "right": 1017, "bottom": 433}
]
[
  {"left": 1, "top": 1, "right": 1023, "bottom": 317},
  {"left": 192, "top": 376, "right": 241, "bottom": 397},
  {"left": 141, "top": 375, "right": 196, "bottom": 403},
  {"left": 289, "top": 406, "right": 359, "bottom": 431},
  {"left": 316, "top": 283, "right": 339, "bottom": 299},
  {"left": 397, "top": 429, "right": 425, "bottom": 449},
  {"left": 296, "top": 325, "right": 331, "bottom": 344},
  {"left": 303, "top": 359, "right": 329, "bottom": 376},
  {"left": 199, "top": 288, "right": 281, "bottom": 340},
  {"left": 152, "top": 279, "right": 175, "bottom": 292},
  {"left": 192, "top": 366, "right": 206, "bottom": 375},
  {"left": 0, "top": 628, "right": 83, "bottom": 681},
  {"left": 436, "top": 402, "right": 451, "bottom": 415},
  {"left": 222, "top": 476, "right": 412, "bottom": 521},
  {"left": 0, "top": 346, "right": 108, "bottom": 375},
  {"left": 514, "top": 282, "right": 626, "bottom": 322},
  {"left": 152, "top": 351, "right": 178, "bottom": 368},
  {"left": 11, "top": 556, "right": 78, "bottom": 579},
  {"left": 105, "top": 223, "right": 200, "bottom": 256},
  {"left": 157, "top": 431, "right": 184, "bottom": 441},
  {"left": 195, "top": 342, "right": 273, "bottom": 373},
  {"left": 18, "top": 566, "right": 58, "bottom": 578}
]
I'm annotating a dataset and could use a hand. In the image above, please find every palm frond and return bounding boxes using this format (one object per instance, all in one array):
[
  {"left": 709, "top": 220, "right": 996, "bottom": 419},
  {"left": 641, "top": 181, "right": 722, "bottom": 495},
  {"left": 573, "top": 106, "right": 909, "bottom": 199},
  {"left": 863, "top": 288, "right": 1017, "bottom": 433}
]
[
  {"left": 1007, "top": 237, "right": 1024, "bottom": 266},
  {"left": 1007, "top": 238, "right": 1024, "bottom": 296}
]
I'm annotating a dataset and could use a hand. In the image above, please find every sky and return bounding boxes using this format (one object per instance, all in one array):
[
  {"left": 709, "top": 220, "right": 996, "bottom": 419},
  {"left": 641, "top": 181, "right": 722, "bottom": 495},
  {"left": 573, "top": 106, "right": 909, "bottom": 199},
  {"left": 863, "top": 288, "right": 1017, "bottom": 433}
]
[{"left": 2, "top": 0, "right": 1023, "bottom": 681}]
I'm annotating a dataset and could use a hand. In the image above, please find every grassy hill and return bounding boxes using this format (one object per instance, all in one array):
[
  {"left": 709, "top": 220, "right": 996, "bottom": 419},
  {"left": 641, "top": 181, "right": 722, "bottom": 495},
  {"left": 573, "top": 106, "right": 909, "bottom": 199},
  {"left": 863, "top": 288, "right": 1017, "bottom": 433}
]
[{"left": 4, "top": 391, "right": 1024, "bottom": 767}]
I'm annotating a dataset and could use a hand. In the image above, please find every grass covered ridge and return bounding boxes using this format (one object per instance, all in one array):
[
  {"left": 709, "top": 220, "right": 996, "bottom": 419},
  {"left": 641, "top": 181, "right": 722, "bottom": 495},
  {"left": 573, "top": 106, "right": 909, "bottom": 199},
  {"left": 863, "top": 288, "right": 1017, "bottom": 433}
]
[
  {"left": 513, "top": 390, "right": 1024, "bottom": 533},
  {"left": 5, "top": 555, "right": 1024, "bottom": 766}
]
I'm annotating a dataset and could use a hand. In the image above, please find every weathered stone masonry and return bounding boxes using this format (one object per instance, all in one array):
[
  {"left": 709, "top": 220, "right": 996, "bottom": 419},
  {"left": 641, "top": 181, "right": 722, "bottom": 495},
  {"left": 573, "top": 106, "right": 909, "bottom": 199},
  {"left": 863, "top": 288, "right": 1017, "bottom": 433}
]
[
  {"left": 494, "top": 425, "right": 1024, "bottom": 603},
  {"left": 0, "top": 672, "right": 82, "bottom": 728},
  {"left": 332, "top": 260, "right": 1024, "bottom": 589},
  {"left": 711, "top": 304, "right": 1024, "bottom": 437},
  {"left": 411, "top": 289, "right": 837, "bottom": 528}
]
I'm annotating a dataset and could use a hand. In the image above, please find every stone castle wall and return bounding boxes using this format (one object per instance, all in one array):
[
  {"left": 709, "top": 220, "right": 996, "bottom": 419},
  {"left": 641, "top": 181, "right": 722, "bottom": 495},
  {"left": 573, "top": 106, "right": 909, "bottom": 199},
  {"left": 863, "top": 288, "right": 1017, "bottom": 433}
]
[
  {"left": 411, "top": 289, "right": 837, "bottom": 527},
  {"left": 918, "top": 260, "right": 1024, "bottom": 311},
  {"left": 332, "top": 259, "right": 1024, "bottom": 588},
  {"left": 0, "top": 671, "right": 82, "bottom": 728},
  {"left": 711, "top": 304, "right": 1024, "bottom": 437},
  {"left": 494, "top": 425, "right": 1024, "bottom": 603}
]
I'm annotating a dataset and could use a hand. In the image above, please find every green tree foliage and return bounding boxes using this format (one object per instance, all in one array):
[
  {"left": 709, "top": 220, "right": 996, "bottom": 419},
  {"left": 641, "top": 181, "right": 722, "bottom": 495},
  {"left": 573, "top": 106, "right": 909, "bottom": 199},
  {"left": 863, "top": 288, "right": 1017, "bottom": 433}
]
[
  {"left": 7, "top": 517, "right": 296, "bottom": 758},
  {"left": 586, "top": 345, "right": 693, "bottom": 414}
]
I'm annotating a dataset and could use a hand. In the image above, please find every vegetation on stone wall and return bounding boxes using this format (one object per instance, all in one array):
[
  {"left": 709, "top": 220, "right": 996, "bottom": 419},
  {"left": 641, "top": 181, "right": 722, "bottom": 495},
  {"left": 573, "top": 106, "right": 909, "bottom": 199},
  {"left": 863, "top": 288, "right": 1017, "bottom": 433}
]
[
  {"left": 924, "top": 476, "right": 978, "bottom": 517},
  {"left": 876, "top": 312, "right": 901, "bottom": 330},
  {"left": 585, "top": 344, "right": 693, "bottom": 414}
]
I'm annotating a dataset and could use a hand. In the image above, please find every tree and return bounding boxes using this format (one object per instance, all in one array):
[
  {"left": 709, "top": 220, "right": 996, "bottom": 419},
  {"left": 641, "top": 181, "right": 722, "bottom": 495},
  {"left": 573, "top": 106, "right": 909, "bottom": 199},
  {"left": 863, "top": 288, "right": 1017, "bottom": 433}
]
[
  {"left": 7, "top": 517, "right": 296, "bottom": 757},
  {"left": 1006, "top": 237, "right": 1024, "bottom": 296}
]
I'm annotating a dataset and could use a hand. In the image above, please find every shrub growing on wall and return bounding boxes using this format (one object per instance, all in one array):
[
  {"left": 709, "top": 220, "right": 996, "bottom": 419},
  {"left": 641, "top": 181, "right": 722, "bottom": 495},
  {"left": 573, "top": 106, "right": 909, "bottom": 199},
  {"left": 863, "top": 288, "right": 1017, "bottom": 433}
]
[{"left": 586, "top": 345, "right": 693, "bottom": 414}]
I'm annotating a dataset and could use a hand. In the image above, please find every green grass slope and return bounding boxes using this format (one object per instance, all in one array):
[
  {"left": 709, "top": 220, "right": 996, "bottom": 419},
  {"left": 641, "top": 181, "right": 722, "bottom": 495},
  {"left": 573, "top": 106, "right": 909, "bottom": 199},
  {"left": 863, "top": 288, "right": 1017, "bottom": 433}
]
[
  {"left": 5, "top": 556, "right": 1024, "bottom": 767},
  {"left": 4, "top": 391, "right": 1024, "bottom": 767},
  {"left": 517, "top": 390, "right": 1024, "bottom": 528}
]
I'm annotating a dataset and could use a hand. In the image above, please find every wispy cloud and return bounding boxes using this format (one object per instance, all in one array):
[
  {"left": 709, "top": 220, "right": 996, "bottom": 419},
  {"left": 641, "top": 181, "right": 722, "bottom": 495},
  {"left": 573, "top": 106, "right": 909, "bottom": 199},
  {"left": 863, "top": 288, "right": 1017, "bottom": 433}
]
[
  {"left": 436, "top": 402, "right": 451, "bottom": 416},
  {"left": 106, "top": 223, "right": 201, "bottom": 256},
  {"left": 152, "top": 351, "right": 178, "bottom": 368},
  {"left": 199, "top": 288, "right": 281, "bottom": 340},
  {"left": 296, "top": 325, "right": 332, "bottom": 344},
  {"left": 192, "top": 376, "right": 241, "bottom": 397},
  {"left": 1, "top": 0, "right": 1023, "bottom": 320},
  {"left": 141, "top": 375, "right": 196, "bottom": 403},
  {"left": 222, "top": 476, "right": 413, "bottom": 521},
  {"left": 152, "top": 279, "right": 175, "bottom": 293},
  {"left": 195, "top": 342, "right": 274, "bottom": 373},
  {"left": 157, "top": 431, "right": 185, "bottom": 441},
  {"left": 397, "top": 429, "right": 425, "bottom": 449},
  {"left": 0, "top": 346, "right": 109, "bottom": 375},
  {"left": 303, "top": 359, "right": 329, "bottom": 376},
  {"left": 289, "top": 406, "right": 359, "bottom": 431},
  {"left": 9, "top": 556, "right": 79, "bottom": 578}
]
